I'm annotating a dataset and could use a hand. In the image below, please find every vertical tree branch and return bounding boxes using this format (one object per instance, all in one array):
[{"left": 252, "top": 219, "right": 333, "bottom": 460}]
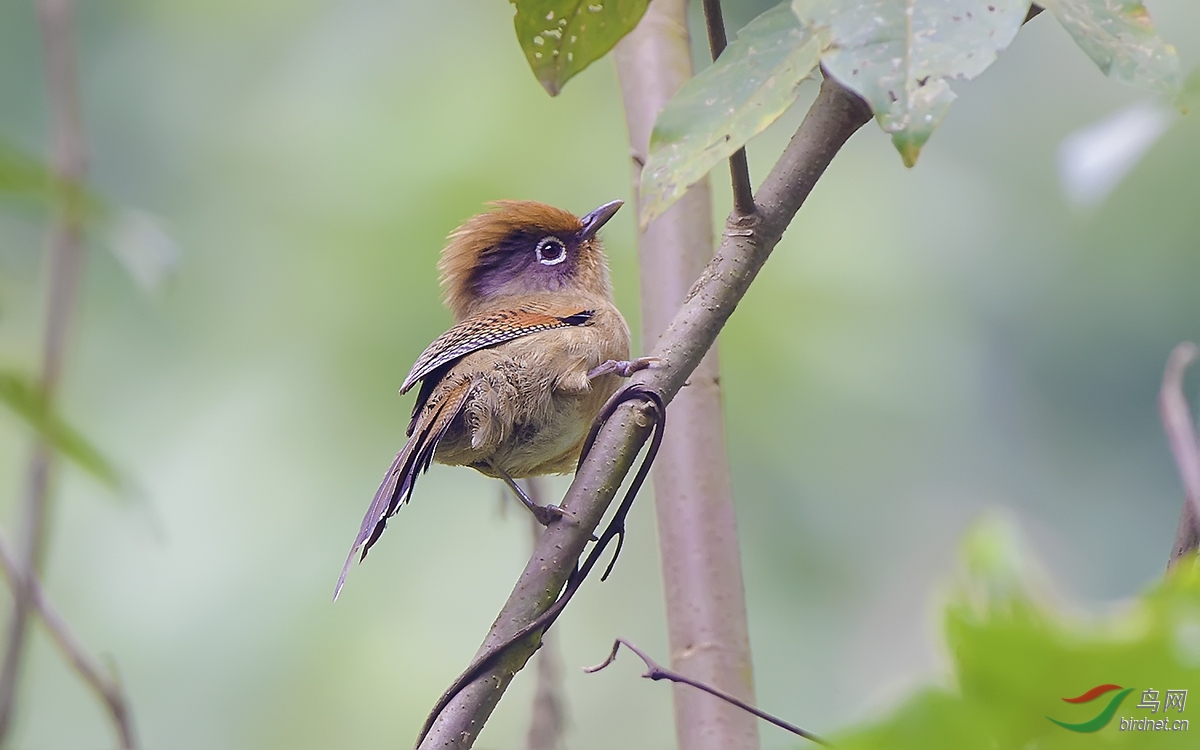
[
  {"left": 524, "top": 625, "right": 566, "bottom": 750},
  {"left": 700, "top": 0, "right": 754, "bottom": 217},
  {"left": 0, "top": 0, "right": 89, "bottom": 739},
  {"left": 523, "top": 479, "right": 567, "bottom": 750},
  {"left": 614, "top": 3, "right": 760, "bottom": 750},
  {"left": 1160, "top": 343, "right": 1200, "bottom": 568}
]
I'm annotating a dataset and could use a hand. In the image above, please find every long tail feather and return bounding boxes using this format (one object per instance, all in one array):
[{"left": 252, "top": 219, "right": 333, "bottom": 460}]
[{"left": 334, "top": 379, "right": 471, "bottom": 599}]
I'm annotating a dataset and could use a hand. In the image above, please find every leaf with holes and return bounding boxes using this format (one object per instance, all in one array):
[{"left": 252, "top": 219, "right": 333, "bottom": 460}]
[
  {"left": 0, "top": 370, "right": 122, "bottom": 490},
  {"left": 511, "top": 0, "right": 650, "bottom": 96},
  {"left": 794, "top": 0, "right": 1031, "bottom": 167},
  {"left": 638, "top": 3, "right": 827, "bottom": 227},
  {"left": 1042, "top": 0, "right": 1181, "bottom": 96}
]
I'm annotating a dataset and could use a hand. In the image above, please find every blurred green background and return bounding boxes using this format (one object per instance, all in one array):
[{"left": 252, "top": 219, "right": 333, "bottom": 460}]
[{"left": 0, "top": 1, "right": 1198, "bottom": 748}]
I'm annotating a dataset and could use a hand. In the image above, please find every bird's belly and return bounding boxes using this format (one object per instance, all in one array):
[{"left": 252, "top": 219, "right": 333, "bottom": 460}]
[
  {"left": 433, "top": 380, "right": 613, "bottom": 478},
  {"left": 424, "top": 319, "right": 627, "bottom": 479}
]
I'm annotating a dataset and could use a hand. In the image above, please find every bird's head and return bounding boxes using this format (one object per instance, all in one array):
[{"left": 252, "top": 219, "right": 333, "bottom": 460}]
[{"left": 438, "top": 199, "right": 623, "bottom": 319}]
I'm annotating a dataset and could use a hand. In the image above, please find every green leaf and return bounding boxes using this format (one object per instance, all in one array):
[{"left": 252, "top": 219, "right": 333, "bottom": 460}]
[
  {"left": 638, "top": 3, "right": 826, "bottom": 227},
  {"left": 0, "top": 140, "right": 55, "bottom": 204},
  {"left": 836, "top": 517, "right": 1200, "bottom": 749},
  {"left": 0, "top": 138, "right": 106, "bottom": 220},
  {"left": 1042, "top": 0, "right": 1182, "bottom": 96},
  {"left": 511, "top": 0, "right": 650, "bottom": 96},
  {"left": 0, "top": 370, "right": 122, "bottom": 490},
  {"left": 0, "top": 139, "right": 180, "bottom": 293},
  {"left": 795, "top": 0, "right": 1031, "bottom": 168},
  {"left": 1175, "top": 65, "right": 1200, "bottom": 114}
]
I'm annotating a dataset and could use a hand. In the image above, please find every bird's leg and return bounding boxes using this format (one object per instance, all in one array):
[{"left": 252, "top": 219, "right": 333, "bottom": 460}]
[
  {"left": 588, "top": 356, "right": 659, "bottom": 380},
  {"left": 496, "top": 469, "right": 576, "bottom": 527}
]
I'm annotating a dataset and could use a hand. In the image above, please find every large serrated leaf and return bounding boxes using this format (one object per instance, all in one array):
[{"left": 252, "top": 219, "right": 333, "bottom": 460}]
[
  {"left": 511, "top": 0, "right": 650, "bottom": 96},
  {"left": 1042, "top": 0, "right": 1182, "bottom": 95},
  {"left": 0, "top": 370, "right": 122, "bottom": 490},
  {"left": 796, "top": 0, "right": 1031, "bottom": 167},
  {"left": 638, "top": 3, "right": 826, "bottom": 227}
]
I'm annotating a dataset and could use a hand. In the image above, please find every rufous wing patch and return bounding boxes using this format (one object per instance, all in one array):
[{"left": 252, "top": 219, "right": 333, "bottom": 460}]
[{"left": 399, "top": 308, "right": 594, "bottom": 394}]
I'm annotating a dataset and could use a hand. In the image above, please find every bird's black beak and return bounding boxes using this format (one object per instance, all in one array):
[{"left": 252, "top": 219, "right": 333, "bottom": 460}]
[{"left": 579, "top": 200, "right": 623, "bottom": 240}]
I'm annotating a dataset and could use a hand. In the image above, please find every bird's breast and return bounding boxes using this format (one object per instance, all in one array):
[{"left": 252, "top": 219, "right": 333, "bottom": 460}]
[{"left": 430, "top": 312, "right": 628, "bottom": 478}]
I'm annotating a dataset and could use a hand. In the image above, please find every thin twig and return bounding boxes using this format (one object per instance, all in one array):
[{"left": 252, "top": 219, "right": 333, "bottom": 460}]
[
  {"left": 0, "top": 0, "right": 90, "bottom": 738},
  {"left": 415, "top": 75, "right": 872, "bottom": 750},
  {"left": 1161, "top": 343, "right": 1200, "bottom": 568},
  {"left": 701, "top": 0, "right": 755, "bottom": 217},
  {"left": 585, "top": 639, "right": 829, "bottom": 746},
  {"left": 0, "top": 531, "right": 136, "bottom": 748}
]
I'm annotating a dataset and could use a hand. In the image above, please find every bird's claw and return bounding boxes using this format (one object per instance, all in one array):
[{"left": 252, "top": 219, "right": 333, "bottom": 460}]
[
  {"left": 588, "top": 356, "right": 660, "bottom": 380},
  {"left": 530, "top": 503, "right": 569, "bottom": 526},
  {"left": 530, "top": 504, "right": 598, "bottom": 541}
]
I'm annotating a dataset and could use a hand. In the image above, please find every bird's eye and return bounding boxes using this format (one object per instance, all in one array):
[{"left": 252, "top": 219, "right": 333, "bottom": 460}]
[{"left": 535, "top": 237, "right": 567, "bottom": 266}]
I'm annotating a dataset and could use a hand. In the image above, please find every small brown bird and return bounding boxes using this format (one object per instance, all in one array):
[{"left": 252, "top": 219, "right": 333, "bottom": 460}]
[{"left": 336, "top": 199, "right": 652, "bottom": 596}]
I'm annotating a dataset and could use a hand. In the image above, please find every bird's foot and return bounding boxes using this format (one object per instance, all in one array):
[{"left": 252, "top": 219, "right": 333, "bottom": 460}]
[
  {"left": 497, "top": 470, "right": 595, "bottom": 538},
  {"left": 529, "top": 502, "right": 573, "bottom": 526},
  {"left": 527, "top": 500, "right": 597, "bottom": 540},
  {"left": 588, "top": 357, "right": 660, "bottom": 380}
]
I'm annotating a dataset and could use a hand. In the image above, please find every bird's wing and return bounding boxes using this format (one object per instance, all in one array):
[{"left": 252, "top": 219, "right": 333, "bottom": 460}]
[
  {"left": 335, "top": 306, "right": 596, "bottom": 598},
  {"left": 335, "top": 375, "right": 473, "bottom": 599},
  {"left": 399, "top": 307, "right": 594, "bottom": 394}
]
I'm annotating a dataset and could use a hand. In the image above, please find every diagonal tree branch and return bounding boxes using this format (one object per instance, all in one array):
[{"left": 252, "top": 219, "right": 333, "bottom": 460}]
[
  {"left": 0, "top": 0, "right": 90, "bottom": 738},
  {"left": 0, "top": 532, "right": 136, "bottom": 749},
  {"left": 417, "top": 386, "right": 666, "bottom": 749},
  {"left": 415, "top": 73, "right": 872, "bottom": 750},
  {"left": 1160, "top": 343, "right": 1200, "bottom": 568}
]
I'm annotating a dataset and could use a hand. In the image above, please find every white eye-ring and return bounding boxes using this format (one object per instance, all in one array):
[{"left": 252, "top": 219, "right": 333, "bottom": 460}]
[{"left": 535, "top": 236, "right": 567, "bottom": 266}]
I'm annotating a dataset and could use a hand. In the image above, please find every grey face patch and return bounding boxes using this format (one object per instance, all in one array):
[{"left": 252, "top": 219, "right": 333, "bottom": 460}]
[{"left": 469, "top": 228, "right": 580, "bottom": 300}]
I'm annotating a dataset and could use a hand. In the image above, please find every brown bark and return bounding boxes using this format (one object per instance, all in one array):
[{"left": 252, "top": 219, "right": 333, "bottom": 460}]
[
  {"left": 0, "top": 0, "right": 89, "bottom": 740},
  {"left": 613, "top": 3, "right": 759, "bottom": 749},
  {"left": 1161, "top": 343, "right": 1200, "bottom": 568}
]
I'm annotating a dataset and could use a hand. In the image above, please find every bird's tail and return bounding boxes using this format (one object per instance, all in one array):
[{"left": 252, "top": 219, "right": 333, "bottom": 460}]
[{"left": 334, "top": 377, "right": 471, "bottom": 599}]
